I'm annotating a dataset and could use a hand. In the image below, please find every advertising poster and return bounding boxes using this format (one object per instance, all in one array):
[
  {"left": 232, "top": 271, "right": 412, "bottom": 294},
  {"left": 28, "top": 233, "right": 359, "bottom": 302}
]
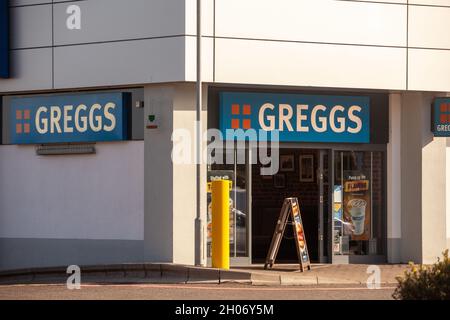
[
  {"left": 333, "top": 185, "right": 343, "bottom": 222},
  {"left": 207, "top": 171, "right": 235, "bottom": 246},
  {"left": 290, "top": 199, "right": 310, "bottom": 265},
  {"left": 333, "top": 185, "right": 343, "bottom": 254},
  {"left": 343, "top": 171, "right": 371, "bottom": 241}
]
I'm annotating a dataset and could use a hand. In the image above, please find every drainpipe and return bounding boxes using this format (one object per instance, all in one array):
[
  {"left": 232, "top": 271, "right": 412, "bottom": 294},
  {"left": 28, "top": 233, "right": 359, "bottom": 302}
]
[{"left": 195, "top": 0, "right": 206, "bottom": 267}]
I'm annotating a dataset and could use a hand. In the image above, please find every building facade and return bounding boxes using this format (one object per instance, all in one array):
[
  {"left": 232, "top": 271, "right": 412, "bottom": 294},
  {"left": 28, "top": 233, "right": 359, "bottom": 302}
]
[{"left": 1, "top": 0, "right": 450, "bottom": 270}]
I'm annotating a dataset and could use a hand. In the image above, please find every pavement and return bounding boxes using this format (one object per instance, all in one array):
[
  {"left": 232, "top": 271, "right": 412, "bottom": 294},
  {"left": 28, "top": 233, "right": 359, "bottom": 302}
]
[
  {"left": 0, "top": 263, "right": 410, "bottom": 287},
  {"left": 236, "top": 264, "right": 408, "bottom": 286}
]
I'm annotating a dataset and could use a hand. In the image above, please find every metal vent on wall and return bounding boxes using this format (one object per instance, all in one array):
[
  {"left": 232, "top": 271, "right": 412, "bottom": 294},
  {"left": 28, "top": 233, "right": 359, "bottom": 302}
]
[{"left": 36, "top": 144, "right": 96, "bottom": 156}]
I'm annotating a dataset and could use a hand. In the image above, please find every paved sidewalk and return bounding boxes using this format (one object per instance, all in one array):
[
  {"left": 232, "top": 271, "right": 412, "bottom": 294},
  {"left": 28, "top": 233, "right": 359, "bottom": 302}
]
[
  {"left": 0, "top": 263, "right": 410, "bottom": 286},
  {"left": 236, "top": 264, "right": 409, "bottom": 286}
]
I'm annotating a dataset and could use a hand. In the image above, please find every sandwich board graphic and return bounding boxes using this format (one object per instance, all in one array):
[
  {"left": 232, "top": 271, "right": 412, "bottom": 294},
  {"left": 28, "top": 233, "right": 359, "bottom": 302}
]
[{"left": 264, "top": 198, "right": 311, "bottom": 272}]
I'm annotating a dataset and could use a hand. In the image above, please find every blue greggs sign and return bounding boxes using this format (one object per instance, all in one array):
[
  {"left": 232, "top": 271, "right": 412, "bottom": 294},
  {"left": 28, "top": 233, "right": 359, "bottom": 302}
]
[
  {"left": 432, "top": 97, "right": 450, "bottom": 137},
  {"left": 0, "top": 0, "right": 8, "bottom": 78},
  {"left": 10, "top": 92, "right": 129, "bottom": 144},
  {"left": 220, "top": 92, "right": 370, "bottom": 143}
]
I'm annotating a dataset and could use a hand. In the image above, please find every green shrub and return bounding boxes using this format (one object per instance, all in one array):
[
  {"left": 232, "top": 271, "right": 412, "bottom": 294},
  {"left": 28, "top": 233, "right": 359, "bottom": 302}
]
[{"left": 393, "top": 250, "right": 450, "bottom": 300}]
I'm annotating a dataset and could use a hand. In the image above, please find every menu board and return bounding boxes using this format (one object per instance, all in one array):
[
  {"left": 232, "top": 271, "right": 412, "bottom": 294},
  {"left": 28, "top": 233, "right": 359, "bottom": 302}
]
[
  {"left": 290, "top": 198, "right": 310, "bottom": 268},
  {"left": 343, "top": 171, "right": 371, "bottom": 241},
  {"left": 264, "top": 198, "right": 311, "bottom": 272}
]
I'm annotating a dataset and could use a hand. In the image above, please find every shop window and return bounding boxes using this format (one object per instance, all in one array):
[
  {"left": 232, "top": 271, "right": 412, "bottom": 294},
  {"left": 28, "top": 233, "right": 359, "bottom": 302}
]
[
  {"left": 207, "top": 148, "right": 249, "bottom": 258},
  {"left": 333, "top": 151, "right": 385, "bottom": 256}
]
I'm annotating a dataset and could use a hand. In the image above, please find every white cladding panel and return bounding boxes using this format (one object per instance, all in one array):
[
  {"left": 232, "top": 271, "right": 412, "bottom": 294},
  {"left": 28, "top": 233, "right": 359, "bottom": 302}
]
[
  {"left": 185, "top": 36, "right": 214, "bottom": 82},
  {"left": 409, "top": 5, "right": 450, "bottom": 49},
  {"left": 215, "top": 0, "right": 407, "bottom": 47},
  {"left": 409, "top": 49, "right": 450, "bottom": 92},
  {"left": 410, "top": 1, "right": 450, "bottom": 5},
  {"left": 215, "top": 38, "right": 407, "bottom": 90}
]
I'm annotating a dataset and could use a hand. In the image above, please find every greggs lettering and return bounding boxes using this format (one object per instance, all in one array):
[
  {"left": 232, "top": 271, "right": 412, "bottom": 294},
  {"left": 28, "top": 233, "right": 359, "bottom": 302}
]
[
  {"left": 10, "top": 92, "right": 128, "bottom": 144},
  {"left": 220, "top": 92, "right": 370, "bottom": 143}
]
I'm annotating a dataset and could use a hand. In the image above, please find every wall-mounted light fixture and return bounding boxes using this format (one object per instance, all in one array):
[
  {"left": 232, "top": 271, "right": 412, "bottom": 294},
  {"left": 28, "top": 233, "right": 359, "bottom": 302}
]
[{"left": 36, "top": 144, "right": 96, "bottom": 156}]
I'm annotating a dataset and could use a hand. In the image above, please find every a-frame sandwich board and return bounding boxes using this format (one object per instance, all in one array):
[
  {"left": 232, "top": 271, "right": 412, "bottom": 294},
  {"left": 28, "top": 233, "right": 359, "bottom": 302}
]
[{"left": 264, "top": 198, "right": 311, "bottom": 272}]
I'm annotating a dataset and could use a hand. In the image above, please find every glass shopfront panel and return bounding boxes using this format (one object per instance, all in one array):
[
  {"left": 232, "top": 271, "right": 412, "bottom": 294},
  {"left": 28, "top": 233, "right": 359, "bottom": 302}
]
[
  {"left": 207, "top": 148, "right": 249, "bottom": 258},
  {"left": 333, "top": 151, "right": 385, "bottom": 257}
]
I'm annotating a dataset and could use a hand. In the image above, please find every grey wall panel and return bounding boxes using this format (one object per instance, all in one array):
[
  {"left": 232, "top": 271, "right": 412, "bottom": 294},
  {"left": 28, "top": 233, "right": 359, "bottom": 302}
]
[
  {"left": 0, "top": 98, "right": 2, "bottom": 145},
  {"left": 10, "top": 5, "right": 52, "bottom": 49},
  {"left": 0, "top": 238, "right": 144, "bottom": 271},
  {"left": 53, "top": 0, "right": 185, "bottom": 46},
  {"left": 0, "top": 142, "right": 144, "bottom": 240},
  {"left": 0, "top": 48, "right": 52, "bottom": 93},
  {"left": 54, "top": 37, "right": 186, "bottom": 89}
]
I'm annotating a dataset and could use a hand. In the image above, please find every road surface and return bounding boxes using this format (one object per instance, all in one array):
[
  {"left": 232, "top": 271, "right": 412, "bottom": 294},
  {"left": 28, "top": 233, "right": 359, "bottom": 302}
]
[{"left": 0, "top": 283, "right": 396, "bottom": 300}]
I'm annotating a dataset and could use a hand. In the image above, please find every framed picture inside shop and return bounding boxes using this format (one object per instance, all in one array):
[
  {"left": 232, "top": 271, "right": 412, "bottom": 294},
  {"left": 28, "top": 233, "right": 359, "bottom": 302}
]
[
  {"left": 300, "top": 155, "right": 314, "bottom": 182},
  {"left": 280, "top": 155, "right": 295, "bottom": 172},
  {"left": 274, "top": 174, "right": 286, "bottom": 189}
]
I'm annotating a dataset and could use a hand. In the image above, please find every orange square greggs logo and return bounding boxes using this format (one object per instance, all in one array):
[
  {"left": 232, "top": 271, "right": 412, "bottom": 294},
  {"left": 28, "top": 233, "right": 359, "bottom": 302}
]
[
  {"left": 15, "top": 109, "right": 32, "bottom": 134},
  {"left": 439, "top": 103, "right": 450, "bottom": 124},
  {"left": 230, "top": 104, "right": 252, "bottom": 130}
]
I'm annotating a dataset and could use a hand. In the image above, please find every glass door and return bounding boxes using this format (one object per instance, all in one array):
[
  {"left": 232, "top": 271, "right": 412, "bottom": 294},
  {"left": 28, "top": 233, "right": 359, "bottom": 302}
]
[{"left": 207, "top": 147, "right": 250, "bottom": 263}]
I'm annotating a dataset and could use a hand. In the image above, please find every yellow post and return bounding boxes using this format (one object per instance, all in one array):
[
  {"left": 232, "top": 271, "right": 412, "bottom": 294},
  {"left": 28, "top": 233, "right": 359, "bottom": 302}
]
[{"left": 211, "top": 180, "right": 230, "bottom": 270}]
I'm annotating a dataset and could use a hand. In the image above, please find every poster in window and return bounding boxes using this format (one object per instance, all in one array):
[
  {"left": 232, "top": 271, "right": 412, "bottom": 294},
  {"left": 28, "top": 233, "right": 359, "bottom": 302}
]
[
  {"left": 207, "top": 171, "right": 235, "bottom": 246},
  {"left": 343, "top": 171, "right": 371, "bottom": 241}
]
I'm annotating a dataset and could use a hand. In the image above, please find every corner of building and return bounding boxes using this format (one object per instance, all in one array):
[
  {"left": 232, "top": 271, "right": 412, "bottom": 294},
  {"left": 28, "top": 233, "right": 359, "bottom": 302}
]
[{"left": 143, "top": 83, "right": 208, "bottom": 266}]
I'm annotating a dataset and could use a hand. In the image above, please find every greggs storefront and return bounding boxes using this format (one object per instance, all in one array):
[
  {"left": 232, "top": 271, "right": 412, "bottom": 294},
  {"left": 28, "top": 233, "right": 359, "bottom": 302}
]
[{"left": 207, "top": 87, "right": 389, "bottom": 265}]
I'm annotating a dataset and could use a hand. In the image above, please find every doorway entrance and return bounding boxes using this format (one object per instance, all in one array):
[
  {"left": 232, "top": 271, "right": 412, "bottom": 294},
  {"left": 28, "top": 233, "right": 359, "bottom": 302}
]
[{"left": 251, "top": 148, "right": 330, "bottom": 263}]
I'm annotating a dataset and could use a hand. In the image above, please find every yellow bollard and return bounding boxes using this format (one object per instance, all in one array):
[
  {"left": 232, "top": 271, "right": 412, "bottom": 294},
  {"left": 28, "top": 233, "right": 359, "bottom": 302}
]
[{"left": 211, "top": 180, "right": 230, "bottom": 270}]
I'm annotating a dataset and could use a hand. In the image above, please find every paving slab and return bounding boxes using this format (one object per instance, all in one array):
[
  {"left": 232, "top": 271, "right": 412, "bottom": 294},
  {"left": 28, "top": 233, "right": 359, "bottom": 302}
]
[
  {"left": 160, "top": 264, "right": 189, "bottom": 284},
  {"left": 187, "top": 267, "right": 220, "bottom": 284},
  {"left": 143, "top": 264, "right": 162, "bottom": 280},
  {"left": 219, "top": 269, "right": 252, "bottom": 284}
]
